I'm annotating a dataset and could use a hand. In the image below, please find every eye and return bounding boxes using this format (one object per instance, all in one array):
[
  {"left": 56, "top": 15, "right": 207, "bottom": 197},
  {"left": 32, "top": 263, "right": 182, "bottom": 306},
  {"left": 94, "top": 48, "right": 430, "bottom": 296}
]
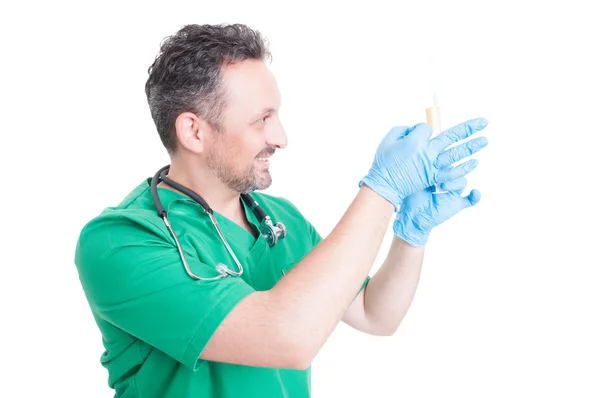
[{"left": 259, "top": 115, "right": 269, "bottom": 123}]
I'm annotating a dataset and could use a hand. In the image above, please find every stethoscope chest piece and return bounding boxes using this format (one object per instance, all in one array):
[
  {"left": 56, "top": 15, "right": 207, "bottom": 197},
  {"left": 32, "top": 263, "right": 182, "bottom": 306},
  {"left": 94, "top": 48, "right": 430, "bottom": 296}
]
[{"left": 260, "top": 216, "right": 287, "bottom": 246}]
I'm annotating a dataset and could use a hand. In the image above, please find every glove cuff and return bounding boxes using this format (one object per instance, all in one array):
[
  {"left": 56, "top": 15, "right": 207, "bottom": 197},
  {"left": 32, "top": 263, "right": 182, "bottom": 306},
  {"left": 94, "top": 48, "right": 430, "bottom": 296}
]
[
  {"left": 393, "top": 210, "right": 429, "bottom": 246},
  {"left": 359, "top": 176, "right": 401, "bottom": 208}
]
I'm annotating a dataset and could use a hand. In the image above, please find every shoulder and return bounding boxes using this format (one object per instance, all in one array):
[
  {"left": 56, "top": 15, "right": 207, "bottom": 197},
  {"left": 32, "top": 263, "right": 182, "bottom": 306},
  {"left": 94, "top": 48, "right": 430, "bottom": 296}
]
[
  {"left": 79, "top": 178, "right": 164, "bottom": 233},
  {"left": 74, "top": 179, "right": 169, "bottom": 269}
]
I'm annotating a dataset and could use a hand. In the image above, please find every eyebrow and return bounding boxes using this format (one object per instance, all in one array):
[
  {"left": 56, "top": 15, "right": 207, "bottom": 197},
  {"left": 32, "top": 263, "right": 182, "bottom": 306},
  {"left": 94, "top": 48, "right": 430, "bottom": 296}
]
[{"left": 258, "top": 107, "right": 276, "bottom": 116}]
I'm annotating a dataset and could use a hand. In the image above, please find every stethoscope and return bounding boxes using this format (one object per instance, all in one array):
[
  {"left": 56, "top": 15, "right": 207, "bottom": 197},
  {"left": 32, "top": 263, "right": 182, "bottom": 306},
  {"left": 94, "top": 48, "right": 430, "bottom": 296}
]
[{"left": 150, "top": 164, "right": 287, "bottom": 280}]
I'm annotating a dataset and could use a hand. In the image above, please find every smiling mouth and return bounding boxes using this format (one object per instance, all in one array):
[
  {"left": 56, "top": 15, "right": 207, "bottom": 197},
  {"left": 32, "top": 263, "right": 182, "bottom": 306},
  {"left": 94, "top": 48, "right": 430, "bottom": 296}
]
[{"left": 255, "top": 147, "right": 275, "bottom": 166}]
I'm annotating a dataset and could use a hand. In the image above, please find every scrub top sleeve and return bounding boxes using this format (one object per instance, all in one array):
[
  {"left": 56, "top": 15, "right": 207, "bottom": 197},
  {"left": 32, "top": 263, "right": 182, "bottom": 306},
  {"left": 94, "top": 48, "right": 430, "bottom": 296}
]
[{"left": 75, "top": 216, "right": 255, "bottom": 372}]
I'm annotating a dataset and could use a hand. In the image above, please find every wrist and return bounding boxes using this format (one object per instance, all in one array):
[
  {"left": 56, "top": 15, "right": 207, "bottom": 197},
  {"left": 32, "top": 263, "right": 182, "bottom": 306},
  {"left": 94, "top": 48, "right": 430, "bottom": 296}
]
[
  {"left": 358, "top": 175, "right": 402, "bottom": 208},
  {"left": 393, "top": 211, "right": 429, "bottom": 246},
  {"left": 358, "top": 184, "right": 397, "bottom": 212}
]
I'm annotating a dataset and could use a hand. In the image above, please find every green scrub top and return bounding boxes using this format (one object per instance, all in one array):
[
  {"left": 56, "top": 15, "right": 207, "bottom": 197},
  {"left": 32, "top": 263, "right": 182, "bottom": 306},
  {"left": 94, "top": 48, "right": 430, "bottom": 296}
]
[{"left": 74, "top": 178, "right": 369, "bottom": 398}]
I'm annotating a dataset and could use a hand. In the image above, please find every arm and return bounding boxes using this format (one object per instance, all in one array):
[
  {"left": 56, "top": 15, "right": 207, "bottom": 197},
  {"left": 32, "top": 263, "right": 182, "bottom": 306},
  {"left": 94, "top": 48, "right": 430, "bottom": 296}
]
[
  {"left": 342, "top": 237, "right": 424, "bottom": 336},
  {"left": 202, "top": 119, "right": 489, "bottom": 369},
  {"left": 342, "top": 176, "right": 484, "bottom": 336},
  {"left": 201, "top": 185, "right": 394, "bottom": 369}
]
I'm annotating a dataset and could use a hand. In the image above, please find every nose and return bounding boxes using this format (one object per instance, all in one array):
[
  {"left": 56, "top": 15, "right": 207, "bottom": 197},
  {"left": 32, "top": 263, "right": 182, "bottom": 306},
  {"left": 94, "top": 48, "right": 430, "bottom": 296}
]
[{"left": 266, "top": 118, "right": 288, "bottom": 149}]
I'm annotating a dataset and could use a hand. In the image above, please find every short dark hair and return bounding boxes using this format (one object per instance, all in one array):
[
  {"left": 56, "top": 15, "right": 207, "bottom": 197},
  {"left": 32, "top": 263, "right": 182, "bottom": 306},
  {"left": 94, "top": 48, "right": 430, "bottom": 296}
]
[{"left": 145, "top": 24, "right": 272, "bottom": 154}]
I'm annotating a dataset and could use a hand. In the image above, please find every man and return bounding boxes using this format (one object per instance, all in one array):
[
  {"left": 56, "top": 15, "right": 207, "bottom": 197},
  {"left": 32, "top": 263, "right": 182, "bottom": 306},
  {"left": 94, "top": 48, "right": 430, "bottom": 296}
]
[{"left": 74, "top": 23, "right": 489, "bottom": 397}]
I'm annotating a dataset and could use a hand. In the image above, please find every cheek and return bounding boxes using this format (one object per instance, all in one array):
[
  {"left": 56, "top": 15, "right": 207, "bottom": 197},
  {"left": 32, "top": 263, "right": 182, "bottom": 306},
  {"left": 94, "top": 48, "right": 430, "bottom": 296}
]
[
  {"left": 213, "top": 129, "right": 262, "bottom": 165},
  {"left": 214, "top": 136, "right": 240, "bottom": 157},
  {"left": 232, "top": 139, "right": 261, "bottom": 162},
  {"left": 220, "top": 140, "right": 254, "bottom": 169}
]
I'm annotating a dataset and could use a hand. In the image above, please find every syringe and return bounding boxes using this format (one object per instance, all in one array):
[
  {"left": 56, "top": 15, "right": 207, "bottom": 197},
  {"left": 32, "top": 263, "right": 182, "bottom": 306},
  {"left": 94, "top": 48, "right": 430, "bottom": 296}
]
[{"left": 425, "top": 91, "right": 445, "bottom": 194}]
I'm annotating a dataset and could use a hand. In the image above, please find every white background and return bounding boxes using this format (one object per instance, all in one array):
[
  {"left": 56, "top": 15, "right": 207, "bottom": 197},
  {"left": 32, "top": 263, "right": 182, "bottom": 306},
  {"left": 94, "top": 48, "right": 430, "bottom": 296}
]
[{"left": 1, "top": 0, "right": 598, "bottom": 397}]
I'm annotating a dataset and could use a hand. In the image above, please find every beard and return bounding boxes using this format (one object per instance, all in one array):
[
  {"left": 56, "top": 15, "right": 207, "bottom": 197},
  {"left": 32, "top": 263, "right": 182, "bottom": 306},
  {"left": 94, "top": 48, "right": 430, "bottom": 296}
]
[{"left": 206, "top": 144, "right": 275, "bottom": 194}]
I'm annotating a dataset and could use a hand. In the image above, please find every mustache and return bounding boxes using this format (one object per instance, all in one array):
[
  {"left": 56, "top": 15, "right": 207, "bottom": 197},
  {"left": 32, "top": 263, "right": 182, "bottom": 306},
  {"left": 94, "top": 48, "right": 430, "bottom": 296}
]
[{"left": 256, "top": 147, "right": 276, "bottom": 158}]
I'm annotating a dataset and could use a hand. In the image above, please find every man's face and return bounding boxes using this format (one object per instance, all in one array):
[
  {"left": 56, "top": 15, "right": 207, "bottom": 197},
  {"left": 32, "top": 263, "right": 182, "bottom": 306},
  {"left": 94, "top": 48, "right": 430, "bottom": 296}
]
[{"left": 205, "top": 60, "right": 287, "bottom": 194}]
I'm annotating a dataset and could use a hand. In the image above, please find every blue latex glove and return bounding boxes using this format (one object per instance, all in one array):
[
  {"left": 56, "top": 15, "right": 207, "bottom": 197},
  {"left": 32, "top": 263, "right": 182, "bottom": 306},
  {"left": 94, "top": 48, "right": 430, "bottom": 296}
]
[
  {"left": 393, "top": 177, "right": 482, "bottom": 246},
  {"left": 359, "top": 118, "right": 488, "bottom": 208}
]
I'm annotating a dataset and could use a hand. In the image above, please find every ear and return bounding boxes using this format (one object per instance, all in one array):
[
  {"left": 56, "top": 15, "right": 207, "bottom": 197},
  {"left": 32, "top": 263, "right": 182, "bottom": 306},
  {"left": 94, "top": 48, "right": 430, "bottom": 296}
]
[{"left": 174, "top": 112, "right": 209, "bottom": 154}]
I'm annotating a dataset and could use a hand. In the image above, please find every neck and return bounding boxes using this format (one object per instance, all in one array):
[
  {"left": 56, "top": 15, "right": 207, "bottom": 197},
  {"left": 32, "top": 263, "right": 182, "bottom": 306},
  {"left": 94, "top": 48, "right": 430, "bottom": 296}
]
[{"left": 158, "top": 157, "right": 244, "bottom": 221}]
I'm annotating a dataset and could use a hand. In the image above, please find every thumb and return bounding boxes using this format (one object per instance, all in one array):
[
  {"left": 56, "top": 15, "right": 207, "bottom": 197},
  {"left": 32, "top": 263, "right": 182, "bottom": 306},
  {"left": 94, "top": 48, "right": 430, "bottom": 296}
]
[
  {"left": 463, "top": 189, "right": 482, "bottom": 207},
  {"left": 452, "top": 189, "right": 481, "bottom": 213}
]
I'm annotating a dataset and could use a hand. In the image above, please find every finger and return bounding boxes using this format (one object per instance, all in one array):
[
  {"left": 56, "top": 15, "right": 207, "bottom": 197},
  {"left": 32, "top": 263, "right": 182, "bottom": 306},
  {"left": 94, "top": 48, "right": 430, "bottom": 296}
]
[
  {"left": 435, "top": 159, "right": 478, "bottom": 184},
  {"left": 440, "top": 177, "right": 467, "bottom": 193},
  {"left": 430, "top": 117, "right": 488, "bottom": 151},
  {"left": 435, "top": 136, "right": 488, "bottom": 169},
  {"left": 380, "top": 126, "right": 411, "bottom": 146}
]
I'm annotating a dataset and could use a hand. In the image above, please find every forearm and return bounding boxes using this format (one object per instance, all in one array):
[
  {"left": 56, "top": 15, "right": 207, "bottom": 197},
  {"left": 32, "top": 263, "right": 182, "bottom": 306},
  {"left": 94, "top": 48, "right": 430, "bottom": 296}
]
[
  {"left": 363, "top": 236, "right": 425, "bottom": 335},
  {"left": 269, "top": 186, "right": 394, "bottom": 365}
]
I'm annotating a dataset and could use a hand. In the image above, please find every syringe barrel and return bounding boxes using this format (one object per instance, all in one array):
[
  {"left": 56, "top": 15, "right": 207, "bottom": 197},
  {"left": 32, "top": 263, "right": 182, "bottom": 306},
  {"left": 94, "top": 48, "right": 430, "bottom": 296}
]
[
  {"left": 426, "top": 106, "right": 442, "bottom": 136},
  {"left": 425, "top": 105, "right": 445, "bottom": 193}
]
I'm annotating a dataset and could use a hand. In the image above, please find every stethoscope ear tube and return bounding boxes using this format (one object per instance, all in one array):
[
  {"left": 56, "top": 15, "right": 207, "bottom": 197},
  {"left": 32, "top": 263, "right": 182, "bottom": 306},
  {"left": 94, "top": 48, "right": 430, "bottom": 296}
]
[
  {"left": 241, "top": 194, "right": 267, "bottom": 220},
  {"left": 159, "top": 167, "right": 213, "bottom": 214},
  {"left": 151, "top": 165, "right": 170, "bottom": 218}
]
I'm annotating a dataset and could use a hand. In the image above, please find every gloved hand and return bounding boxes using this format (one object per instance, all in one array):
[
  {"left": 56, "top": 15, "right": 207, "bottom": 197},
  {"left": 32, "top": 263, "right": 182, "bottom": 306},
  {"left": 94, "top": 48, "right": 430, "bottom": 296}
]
[
  {"left": 393, "top": 177, "right": 481, "bottom": 246},
  {"left": 359, "top": 118, "right": 489, "bottom": 208}
]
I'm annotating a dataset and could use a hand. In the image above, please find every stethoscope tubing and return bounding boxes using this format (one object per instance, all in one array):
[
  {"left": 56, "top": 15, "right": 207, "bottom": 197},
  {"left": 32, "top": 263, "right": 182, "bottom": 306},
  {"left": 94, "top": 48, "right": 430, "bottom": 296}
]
[{"left": 150, "top": 165, "right": 284, "bottom": 280}]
